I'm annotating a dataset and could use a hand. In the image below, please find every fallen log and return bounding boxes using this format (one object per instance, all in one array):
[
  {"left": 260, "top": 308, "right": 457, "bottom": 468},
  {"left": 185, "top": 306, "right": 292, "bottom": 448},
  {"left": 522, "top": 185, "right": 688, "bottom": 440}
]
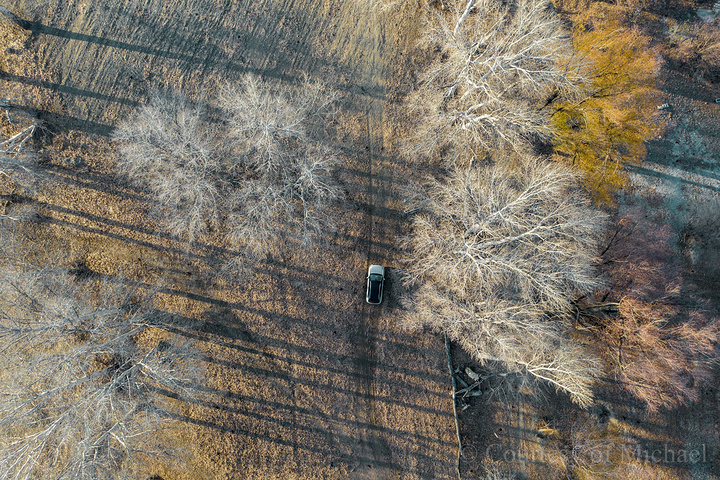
[{"left": 445, "top": 334, "right": 462, "bottom": 480}]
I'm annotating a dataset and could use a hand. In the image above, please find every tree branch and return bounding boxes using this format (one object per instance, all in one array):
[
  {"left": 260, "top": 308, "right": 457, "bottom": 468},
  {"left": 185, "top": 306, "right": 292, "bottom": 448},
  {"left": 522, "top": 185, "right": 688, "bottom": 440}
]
[{"left": 445, "top": 334, "right": 463, "bottom": 480}]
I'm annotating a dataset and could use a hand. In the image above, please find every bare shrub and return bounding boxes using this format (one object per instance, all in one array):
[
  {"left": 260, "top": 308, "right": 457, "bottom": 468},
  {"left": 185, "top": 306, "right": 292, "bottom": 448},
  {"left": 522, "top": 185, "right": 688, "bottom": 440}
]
[
  {"left": 0, "top": 257, "right": 202, "bottom": 480},
  {"left": 408, "top": 0, "right": 584, "bottom": 165},
  {"left": 584, "top": 202, "right": 719, "bottom": 412},
  {"left": 607, "top": 298, "right": 717, "bottom": 411},
  {"left": 219, "top": 75, "right": 341, "bottom": 258},
  {"left": 0, "top": 103, "right": 45, "bottom": 195},
  {"left": 113, "top": 90, "right": 222, "bottom": 242},
  {"left": 402, "top": 155, "right": 606, "bottom": 406}
]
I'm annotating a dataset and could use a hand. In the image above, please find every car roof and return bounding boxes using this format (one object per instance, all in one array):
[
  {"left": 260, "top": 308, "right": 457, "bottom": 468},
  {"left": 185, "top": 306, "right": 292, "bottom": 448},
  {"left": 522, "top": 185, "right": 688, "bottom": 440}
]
[{"left": 368, "top": 277, "right": 382, "bottom": 303}]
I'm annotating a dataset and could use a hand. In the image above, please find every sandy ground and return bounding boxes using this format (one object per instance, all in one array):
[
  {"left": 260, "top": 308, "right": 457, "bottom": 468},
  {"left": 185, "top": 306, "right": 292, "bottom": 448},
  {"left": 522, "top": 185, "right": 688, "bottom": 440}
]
[{"left": 1, "top": 0, "right": 457, "bottom": 479}]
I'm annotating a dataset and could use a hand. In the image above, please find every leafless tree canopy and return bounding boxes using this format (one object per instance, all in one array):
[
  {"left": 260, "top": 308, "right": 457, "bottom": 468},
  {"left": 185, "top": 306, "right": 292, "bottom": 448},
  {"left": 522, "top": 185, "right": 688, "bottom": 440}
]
[
  {"left": 113, "top": 76, "right": 341, "bottom": 257},
  {"left": 113, "top": 90, "right": 222, "bottom": 242},
  {"left": 409, "top": 0, "right": 584, "bottom": 164},
  {"left": 581, "top": 203, "right": 720, "bottom": 411},
  {"left": 0, "top": 260, "right": 201, "bottom": 480},
  {"left": 219, "top": 75, "right": 341, "bottom": 258},
  {"left": 219, "top": 75, "right": 336, "bottom": 174},
  {"left": 1, "top": 104, "right": 45, "bottom": 196},
  {"left": 402, "top": 156, "right": 606, "bottom": 406}
]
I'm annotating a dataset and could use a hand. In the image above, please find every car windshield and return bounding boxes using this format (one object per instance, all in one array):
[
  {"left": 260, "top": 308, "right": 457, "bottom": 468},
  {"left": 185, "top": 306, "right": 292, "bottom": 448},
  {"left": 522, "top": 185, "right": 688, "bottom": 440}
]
[{"left": 369, "top": 274, "right": 382, "bottom": 281}]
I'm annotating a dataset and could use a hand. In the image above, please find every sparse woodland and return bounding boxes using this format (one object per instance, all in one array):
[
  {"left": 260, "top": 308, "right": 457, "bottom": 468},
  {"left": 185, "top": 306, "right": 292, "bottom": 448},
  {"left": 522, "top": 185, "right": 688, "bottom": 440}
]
[
  {"left": 403, "top": 0, "right": 718, "bottom": 478},
  {"left": 403, "top": 0, "right": 606, "bottom": 407},
  {"left": 0, "top": 73, "right": 342, "bottom": 478},
  {"left": 0, "top": 0, "right": 719, "bottom": 478},
  {"left": 0, "top": 237, "right": 202, "bottom": 480},
  {"left": 403, "top": 0, "right": 720, "bottom": 477},
  {"left": 113, "top": 74, "right": 341, "bottom": 259},
  {"left": 1, "top": 101, "right": 200, "bottom": 477}
]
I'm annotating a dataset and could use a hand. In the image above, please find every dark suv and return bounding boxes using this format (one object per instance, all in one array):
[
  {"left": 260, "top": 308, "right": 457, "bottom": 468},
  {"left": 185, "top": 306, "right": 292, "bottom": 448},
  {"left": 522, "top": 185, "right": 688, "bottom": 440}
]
[{"left": 366, "top": 264, "right": 385, "bottom": 305}]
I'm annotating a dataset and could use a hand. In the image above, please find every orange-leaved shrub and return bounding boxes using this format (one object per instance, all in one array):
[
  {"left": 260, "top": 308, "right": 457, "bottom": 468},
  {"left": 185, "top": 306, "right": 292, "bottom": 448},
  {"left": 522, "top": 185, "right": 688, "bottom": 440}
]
[{"left": 552, "top": 5, "right": 663, "bottom": 204}]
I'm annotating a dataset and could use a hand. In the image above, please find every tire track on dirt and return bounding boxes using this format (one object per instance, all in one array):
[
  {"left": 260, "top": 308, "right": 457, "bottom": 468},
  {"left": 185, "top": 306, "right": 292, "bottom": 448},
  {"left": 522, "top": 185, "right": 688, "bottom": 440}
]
[
  {"left": 345, "top": 5, "right": 394, "bottom": 478},
  {"left": 352, "top": 99, "right": 393, "bottom": 478}
]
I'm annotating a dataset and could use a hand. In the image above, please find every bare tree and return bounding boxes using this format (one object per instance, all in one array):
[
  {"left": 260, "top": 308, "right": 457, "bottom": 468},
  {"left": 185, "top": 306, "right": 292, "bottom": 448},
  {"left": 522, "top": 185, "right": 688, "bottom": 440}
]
[
  {"left": 408, "top": 0, "right": 584, "bottom": 165},
  {"left": 1, "top": 102, "right": 44, "bottom": 196},
  {"left": 0, "top": 255, "right": 202, "bottom": 480},
  {"left": 114, "top": 77, "right": 342, "bottom": 258},
  {"left": 402, "top": 155, "right": 606, "bottom": 406},
  {"left": 579, "top": 203, "right": 720, "bottom": 412},
  {"left": 218, "top": 74, "right": 341, "bottom": 258},
  {"left": 219, "top": 74, "right": 336, "bottom": 174},
  {"left": 113, "top": 90, "right": 223, "bottom": 242}
]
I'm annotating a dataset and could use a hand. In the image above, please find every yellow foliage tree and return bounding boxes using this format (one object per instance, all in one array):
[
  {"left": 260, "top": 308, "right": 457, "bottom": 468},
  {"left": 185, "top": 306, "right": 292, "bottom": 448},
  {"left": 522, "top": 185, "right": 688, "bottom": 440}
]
[{"left": 552, "top": 7, "right": 662, "bottom": 204}]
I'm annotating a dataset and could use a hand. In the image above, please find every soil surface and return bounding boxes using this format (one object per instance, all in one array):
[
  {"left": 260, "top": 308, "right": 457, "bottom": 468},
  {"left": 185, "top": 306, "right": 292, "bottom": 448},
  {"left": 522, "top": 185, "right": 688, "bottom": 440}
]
[{"left": 1, "top": 0, "right": 456, "bottom": 479}]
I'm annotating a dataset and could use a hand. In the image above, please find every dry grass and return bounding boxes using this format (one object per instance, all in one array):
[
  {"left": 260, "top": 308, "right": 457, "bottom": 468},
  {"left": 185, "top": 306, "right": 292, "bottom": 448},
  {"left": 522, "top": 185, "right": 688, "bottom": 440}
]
[
  {"left": 0, "top": 16, "right": 28, "bottom": 73},
  {"left": 1, "top": 0, "right": 719, "bottom": 478},
  {"left": 0, "top": 0, "right": 460, "bottom": 478}
]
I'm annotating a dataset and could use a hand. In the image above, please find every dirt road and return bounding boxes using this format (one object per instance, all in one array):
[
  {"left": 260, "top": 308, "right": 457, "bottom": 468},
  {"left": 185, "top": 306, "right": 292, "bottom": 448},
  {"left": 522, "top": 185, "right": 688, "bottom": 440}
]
[{"left": 349, "top": 7, "right": 394, "bottom": 476}]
